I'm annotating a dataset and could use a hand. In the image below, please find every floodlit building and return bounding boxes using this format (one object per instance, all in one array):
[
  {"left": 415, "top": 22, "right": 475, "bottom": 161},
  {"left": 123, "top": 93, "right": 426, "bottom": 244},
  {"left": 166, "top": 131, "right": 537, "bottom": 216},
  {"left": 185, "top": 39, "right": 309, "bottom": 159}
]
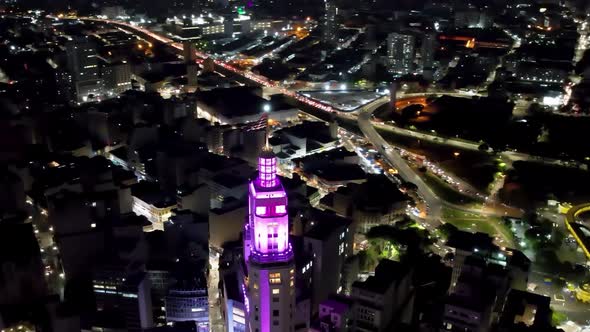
[
  {"left": 244, "top": 150, "right": 296, "bottom": 332},
  {"left": 131, "top": 182, "right": 177, "bottom": 230}
]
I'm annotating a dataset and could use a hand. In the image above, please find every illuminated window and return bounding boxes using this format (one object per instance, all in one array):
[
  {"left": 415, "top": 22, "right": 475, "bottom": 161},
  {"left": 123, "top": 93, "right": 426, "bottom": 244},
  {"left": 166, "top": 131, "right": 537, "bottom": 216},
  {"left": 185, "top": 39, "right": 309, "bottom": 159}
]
[
  {"left": 269, "top": 273, "right": 281, "bottom": 284},
  {"left": 276, "top": 205, "right": 286, "bottom": 214},
  {"left": 256, "top": 206, "right": 266, "bottom": 215},
  {"left": 272, "top": 288, "right": 280, "bottom": 294}
]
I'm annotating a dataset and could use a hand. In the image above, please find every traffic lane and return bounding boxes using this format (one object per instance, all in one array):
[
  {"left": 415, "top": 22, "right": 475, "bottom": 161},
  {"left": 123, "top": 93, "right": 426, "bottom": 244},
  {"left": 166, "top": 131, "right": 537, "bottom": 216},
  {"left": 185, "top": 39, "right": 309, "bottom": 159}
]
[{"left": 358, "top": 111, "right": 442, "bottom": 222}]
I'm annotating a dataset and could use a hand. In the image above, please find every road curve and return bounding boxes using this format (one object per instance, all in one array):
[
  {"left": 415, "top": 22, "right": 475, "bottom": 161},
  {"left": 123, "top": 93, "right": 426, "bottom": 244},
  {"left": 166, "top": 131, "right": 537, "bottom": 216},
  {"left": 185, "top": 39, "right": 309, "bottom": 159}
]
[
  {"left": 356, "top": 97, "right": 443, "bottom": 226},
  {"left": 565, "top": 203, "right": 590, "bottom": 260}
]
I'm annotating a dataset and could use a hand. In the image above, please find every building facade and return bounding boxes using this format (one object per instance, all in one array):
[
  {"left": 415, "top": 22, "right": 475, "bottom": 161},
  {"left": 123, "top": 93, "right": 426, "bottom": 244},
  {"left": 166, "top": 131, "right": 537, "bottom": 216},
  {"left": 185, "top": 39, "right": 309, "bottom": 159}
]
[
  {"left": 244, "top": 150, "right": 296, "bottom": 332},
  {"left": 387, "top": 33, "right": 415, "bottom": 75},
  {"left": 322, "top": 0, "right": 337, "bottom": 44}
]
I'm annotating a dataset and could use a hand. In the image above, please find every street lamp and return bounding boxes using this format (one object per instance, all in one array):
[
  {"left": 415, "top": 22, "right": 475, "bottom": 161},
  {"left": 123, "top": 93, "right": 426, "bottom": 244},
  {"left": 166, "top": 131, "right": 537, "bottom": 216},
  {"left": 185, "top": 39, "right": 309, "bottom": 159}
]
[{"left": 263, "top": 103, "right": 271, "bottom": 112}]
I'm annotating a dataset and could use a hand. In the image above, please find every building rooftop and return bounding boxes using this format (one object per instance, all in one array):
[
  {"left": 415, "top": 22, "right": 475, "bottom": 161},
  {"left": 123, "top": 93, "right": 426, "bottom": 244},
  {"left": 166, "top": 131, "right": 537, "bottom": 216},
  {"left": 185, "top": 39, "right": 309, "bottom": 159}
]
[
  {"left": 197, "top": 86, "right": 266, "bottom": 118},
  {"left": 500, "top": 289, "right": 551, "bottom": 328},
  {"left": 199, "top": 153, "right": 248, "bottom": 173},
  {"left": 446, "top": 230, "right": 496, "bottom": 253},
  {"left": 211, "top": 173, "right": 247, "bottom": 189},
  {"left": 321, "top": 295, "right": 354, "bottom": 314},
  {"left": 304, "top": 209, "right": 351, "bottom": 241},
  {"left": 276, "top": 121, "right": 335, "bottom": 144},
  {"left": 353, "top": 259, "right": 407, "bottom": 294},
  {"left": 310, "top": 164, "right": 366, "bottom": 183},
  {"left": 131, "top": 181, "right": 177, "bottom": 208}
]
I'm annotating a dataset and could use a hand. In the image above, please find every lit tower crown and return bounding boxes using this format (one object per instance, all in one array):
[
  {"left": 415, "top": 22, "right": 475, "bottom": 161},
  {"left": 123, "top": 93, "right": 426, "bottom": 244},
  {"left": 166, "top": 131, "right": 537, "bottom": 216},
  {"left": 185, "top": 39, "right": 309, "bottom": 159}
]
[
  {"left": 247, "top": 149, "right": 292, "bottom": 261},
  {"left": 244, "top": 149, "right": 295, "bottom": 332}
]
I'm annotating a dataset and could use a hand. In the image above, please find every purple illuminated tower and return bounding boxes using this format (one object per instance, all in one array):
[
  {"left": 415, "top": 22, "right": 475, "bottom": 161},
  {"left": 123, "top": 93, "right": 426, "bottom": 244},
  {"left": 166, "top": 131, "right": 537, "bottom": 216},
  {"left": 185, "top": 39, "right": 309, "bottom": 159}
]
[{"left": 244, "top": 149, "right": 295, "bottom": 332}]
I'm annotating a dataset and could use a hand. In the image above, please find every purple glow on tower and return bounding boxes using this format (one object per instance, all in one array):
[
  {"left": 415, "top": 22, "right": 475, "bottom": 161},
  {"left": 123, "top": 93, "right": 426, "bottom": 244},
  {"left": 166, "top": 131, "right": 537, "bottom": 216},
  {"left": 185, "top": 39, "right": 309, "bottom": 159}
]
[
  {"left": 241, "top": 283, "right": 250, "bottom": 313},
  {"left": 247, "top": 150, "right": 291, "bottom": 259},
  {"left": 245, "top": 150, "right": 295, "bottom": 332},
  {"left": 258, "top": 154, "right": 277, "bottom": 188}
]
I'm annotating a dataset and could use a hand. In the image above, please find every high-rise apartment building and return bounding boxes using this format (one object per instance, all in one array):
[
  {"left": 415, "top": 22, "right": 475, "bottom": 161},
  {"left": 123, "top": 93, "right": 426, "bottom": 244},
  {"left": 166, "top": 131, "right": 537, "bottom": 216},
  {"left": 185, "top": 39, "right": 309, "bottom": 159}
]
[
  {"left": 322, "top": 0, "right": 337, "bottom": 44},
  {"left": 387, "top": 33, "right": 415, "bottom": 75},
  {"left": 421, "top": 32, "right": 436, "bottom": 70},
  {"left": 244, "top": 150, "right": 296, "bottom": 332}
]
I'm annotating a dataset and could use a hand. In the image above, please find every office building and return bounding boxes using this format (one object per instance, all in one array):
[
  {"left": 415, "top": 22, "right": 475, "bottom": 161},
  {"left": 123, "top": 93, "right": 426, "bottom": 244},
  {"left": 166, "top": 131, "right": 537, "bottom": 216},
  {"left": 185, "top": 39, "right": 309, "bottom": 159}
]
[
  {"left": 446, "top": 231, "right": 530, "bottom": 292},
  {"left": 65, "top": 37, "right": 103, "bottom": 102},
  {"left": 441, "top": 256, "right": 510, "bottom": 332},
  {"left": 103, "top": 61, "right": 132, "bottom": 95},
  {"left": 165, "top": 282, "right": 209, "bottom": 329},
  {"left": 93, "top": 269, "right": 154, "bottom": 331},
  {"left": 243, "top": 149, "right": 296, "bottom": 332},
  {"left": 303, "top": 210, "right": 353, "bottom": 311},
  {"left": 387, "top": 33, "right": 415, "bottom": 74},
  {"left": 351, "top": 260, "right": 413, "bottom": 332}
]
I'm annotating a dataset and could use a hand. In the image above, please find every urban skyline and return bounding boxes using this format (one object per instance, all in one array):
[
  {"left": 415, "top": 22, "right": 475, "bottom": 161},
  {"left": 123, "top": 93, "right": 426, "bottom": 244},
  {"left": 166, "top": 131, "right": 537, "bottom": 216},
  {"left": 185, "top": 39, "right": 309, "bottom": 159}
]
[{"left": 1, "top": 0, "right": 590, "bottom": 332}]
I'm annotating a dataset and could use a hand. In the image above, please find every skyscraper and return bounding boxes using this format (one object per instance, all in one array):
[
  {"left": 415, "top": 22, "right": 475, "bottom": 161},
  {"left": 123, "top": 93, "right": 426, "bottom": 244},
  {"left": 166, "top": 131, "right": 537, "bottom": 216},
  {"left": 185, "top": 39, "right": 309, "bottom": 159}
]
[
  {"left": 244, "top": 150, "right": 295, "bottom": 332},
  {"left": 387, "top": 32, "right": 415, "bottom": 75},
  {"left": 322, "top": 0, "right": 337, "bottom": 45}
]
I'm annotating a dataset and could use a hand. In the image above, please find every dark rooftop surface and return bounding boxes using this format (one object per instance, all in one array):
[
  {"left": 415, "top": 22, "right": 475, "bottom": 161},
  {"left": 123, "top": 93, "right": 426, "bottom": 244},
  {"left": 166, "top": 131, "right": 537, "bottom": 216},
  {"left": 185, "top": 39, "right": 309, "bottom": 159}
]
[
  {"left": 276, "top": 121, "right": 335, "bottom": 144},
  {"left": 211, "top": 173, "right": 247, "bottom": 188},
  {"left": 309, "top": 164, "right": 366, "bottom": 182},
  {"left": 112, "top": 213, "right": 152, "bottom": 228},
  {"left": 304, "top": 209, "right": 352, "bottom": 240},
  {"left": 0, "top": 222, "right": 40, "bottom": 265},
  {"left": 353, "top": 259, "right": 406, "bottom": 294},
  {"left": 131, "top": 181, "right": 176, "bottom": 208},
  {"left": 500, "top": 289, "right": 551, "bottom": 328},
  {"left": 446, "top": 230, "right": 496, "bottom": 253},
  {"left": 294, "top": 147, "right": 357, "bottom": 167},
  {"left": 222, "top": 271, "right": 244, "bottom": 303},
  {"left": 199, "top": 153, "right": 247, "bottom": 173},
  {"left": 197, "top": 86, "right": 266, "bottom": 118}
]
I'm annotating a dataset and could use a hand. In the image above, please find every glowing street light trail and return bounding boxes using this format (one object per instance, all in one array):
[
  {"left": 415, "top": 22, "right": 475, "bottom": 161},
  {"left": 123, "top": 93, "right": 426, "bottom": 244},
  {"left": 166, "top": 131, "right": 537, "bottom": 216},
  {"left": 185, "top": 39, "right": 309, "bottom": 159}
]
[{"left": 81, "top": 17, "right": 338, "bottom": 114}]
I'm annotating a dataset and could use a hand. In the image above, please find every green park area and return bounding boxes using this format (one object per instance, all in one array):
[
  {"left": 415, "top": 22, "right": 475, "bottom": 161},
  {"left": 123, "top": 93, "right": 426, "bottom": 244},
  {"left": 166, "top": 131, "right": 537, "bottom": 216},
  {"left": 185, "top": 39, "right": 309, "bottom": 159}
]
[
  {"left": 358, "top": 221, "right": 431, "bottom": 271},
  {"left": 423, "top": 171, "right": 481, "bottom": 205},
  {"left": 441, "top": 207, "right": 514, "bottom": 246}
]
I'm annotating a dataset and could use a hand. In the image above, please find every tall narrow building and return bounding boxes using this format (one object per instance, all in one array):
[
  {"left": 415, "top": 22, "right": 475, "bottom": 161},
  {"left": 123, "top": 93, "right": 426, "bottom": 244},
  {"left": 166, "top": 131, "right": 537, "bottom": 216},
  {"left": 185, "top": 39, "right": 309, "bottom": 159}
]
[
  {"left": 183, "top": 40, "right": 199, "bottom": 92},
  {"left": 322, "top": 0, "right": 337, "bottom": 45},
  {"left": 421, "top": 32, "right": 436, "bottom": 70},
  {"left": 244, "top": 150, "right": 295, "bottom": 332}
]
